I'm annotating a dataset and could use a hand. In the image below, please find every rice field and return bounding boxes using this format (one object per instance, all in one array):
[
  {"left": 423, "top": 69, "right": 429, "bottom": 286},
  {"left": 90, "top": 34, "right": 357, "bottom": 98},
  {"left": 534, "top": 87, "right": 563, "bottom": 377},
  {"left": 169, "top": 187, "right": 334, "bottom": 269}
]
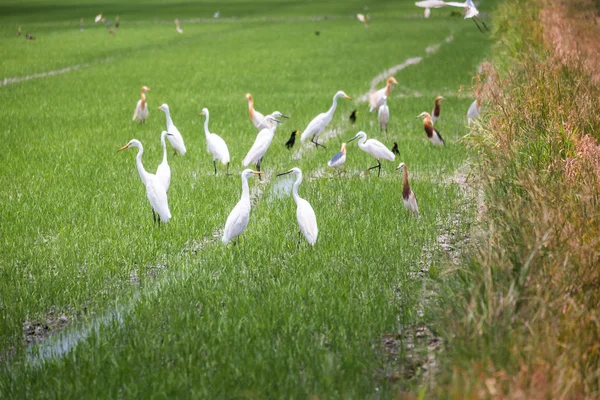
[{"left": 0, "top": 0, "right": 496, "bottom": 397}]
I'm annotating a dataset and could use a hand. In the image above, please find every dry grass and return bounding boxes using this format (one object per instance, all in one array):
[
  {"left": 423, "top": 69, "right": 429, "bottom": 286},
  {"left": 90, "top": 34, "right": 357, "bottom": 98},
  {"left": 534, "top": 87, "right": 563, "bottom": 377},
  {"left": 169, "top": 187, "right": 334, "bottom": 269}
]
[{"left": 429, "top": 0, "right": 600, "bottom": 398}]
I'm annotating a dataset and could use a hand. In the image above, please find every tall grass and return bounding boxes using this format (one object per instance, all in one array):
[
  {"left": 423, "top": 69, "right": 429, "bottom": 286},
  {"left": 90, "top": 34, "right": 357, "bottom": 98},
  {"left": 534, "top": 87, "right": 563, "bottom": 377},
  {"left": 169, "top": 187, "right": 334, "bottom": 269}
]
[{"left": 430, "top": 0, "right": 600, "bottom": 397}]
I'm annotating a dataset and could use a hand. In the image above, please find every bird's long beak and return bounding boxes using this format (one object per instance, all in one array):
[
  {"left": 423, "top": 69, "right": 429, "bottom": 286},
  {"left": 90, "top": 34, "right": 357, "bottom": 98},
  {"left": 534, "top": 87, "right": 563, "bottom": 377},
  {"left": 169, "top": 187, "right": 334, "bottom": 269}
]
[
  {"left": 349, "top": 135, "right": 358, "bottom": 142},
  {"left": 167, "top": 133, "right": 173, "bottom": 137},
  {"left": 117, "top": 144, "right": 130, "bottom": 152},
  {"left": 157, "top": 106, "right": 162, "bottom": 110},
  {"left": 199, "top": 112, "right": 204, "bottom": 116},
  {"left": 252, "top": 171, "right": 263, "bottom": 175},
  {"left": 281, "top": 114, "right": 290, "bottom": 119},
  {"left": 344, "top": 95, "right": 352, "bottom": 100},
  {"left": 396, "top": 166, "right": 403, "bottom": 170},
  {"left": 273, "top": 119, "right": 282, "bottom": 124},
  {"left": 276, "top": 171, "right": 292, "bottom": 177},
  {"left": 415, "top": 115, "right": 422, "bottom": 119}
]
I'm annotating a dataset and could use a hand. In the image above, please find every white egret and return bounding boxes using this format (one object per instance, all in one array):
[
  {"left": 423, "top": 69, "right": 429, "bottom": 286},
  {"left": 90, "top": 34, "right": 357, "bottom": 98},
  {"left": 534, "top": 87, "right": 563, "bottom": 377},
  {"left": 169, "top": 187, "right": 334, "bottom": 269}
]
[
  {"left": 199, "top": 108, "right": 231, "bottom": 175},
  {"left": 222, "top": 169, "right": 263, "bottom": 244},
  {"left": 242, "top": 115, "right": 281, "bottom": 179},
  {"left": 416, "top": 112, "right": 445, "bottom": 146},
  {"left": 327, "top": 143, "right": 347, "bottom": 170},
  {"left": 424, "top": 7, "right": 431, "bottom": 18},
  {"left": 396, "top": 163, "right": 419, "bottom": 216},
  {"left": 348, "top": 131, "right": 395, "bottom": 177},
  {"left": 118, "top": 139, "right": 171, "bottom": 224},
  {"left": 257, "top": 111, "right": 289, "bottom": 131},
  {"left": 467, "top": 98, "right": 481, "bottom": 125},
  {"left": 415, "top": 0, "right": 488, "bottom": 31},
  {"left": 276, "top": 168, "right": 318, "bottom": 246},
  {"left": 214, "top": 11, "right": 220, "bottom": 18},
  {"left": 378, "top": 95, "right": 390, "bottom": 132},
  {"left": 285, "top": 130, "right": 299, "bottom": 149},
  {"left": 132, "top": 86, "right": 150, "bottom": 123},
  {"left": 369, "top": 77, "right": 398, "bottom": 112},
  {"left": 246, "top": 93, "right": 265, "bottom": 129},
  {"left": 158, "top": 104, "right": 187, "bottom": 155},
  {"left": 94, "top": 13, "right": 102, "bottom": 23},
  {"left": 431, "top": 95, "right": 444, "bottom": 124},
  {"left": 300, "top": 90, "right": 351, "bottom": 149},
  {"left": 156, "top": 131, "right": 171, "bottom": 192},
  {"left": 175, "top": 18, "right": 183, "bottom": 33},
  {"left": 357, "top": 13, "right": 369, "bottom": 28}
]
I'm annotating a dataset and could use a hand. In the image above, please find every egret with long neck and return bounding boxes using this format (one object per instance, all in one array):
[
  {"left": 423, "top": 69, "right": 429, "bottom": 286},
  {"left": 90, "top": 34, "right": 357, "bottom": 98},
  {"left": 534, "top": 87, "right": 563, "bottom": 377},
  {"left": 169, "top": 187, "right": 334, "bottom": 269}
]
[
  {"left": 158, "top": 104, "right": 187, "bottom": 155},
  {"left": 348, "top": 131, "right": 395, "bottom": 177},
  {"left": 276, "top": 168, "right": 318, "bottom": 246},
  {"left": 156, "top": 131, "right": 171, "bottom": 192},
  {"left": 200, "top": 108, "right": 231, "bottom": 175},
  {"left": 222, "top": 169, "right": 263, "bottom": 244},
  {"left": 300, "top": 90, "right": 351, "bottom": 149}
]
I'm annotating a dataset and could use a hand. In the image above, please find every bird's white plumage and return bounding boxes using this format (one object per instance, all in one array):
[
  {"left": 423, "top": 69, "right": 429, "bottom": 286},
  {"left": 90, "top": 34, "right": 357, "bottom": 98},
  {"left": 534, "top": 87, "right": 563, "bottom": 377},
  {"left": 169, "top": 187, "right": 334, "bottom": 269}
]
[
  {"left": 351, "top": 131, "right": 395, "bottom": 161},
  {"left": 300, "top": 90, "right": 350, "bottom": 144},
  {"left": 416, "top": 0, "right": 480, "bottom": 19},
  {"left": 222, "top": 169, "right": 259, "bottom": 244},
  {"left": 243, "top": 116, "right": 278, "bottom": 167},
  {"left": 378, "top": 97, "right": 389, "bottom": 131},
  {"left": 467, "top": 99, "right": 481, "bottom": 125},
  {"left": 158, "top": 104, "right": 186, "bottom": 155},
  {"left": 369, "top": 78, "right": 396, "bottom": 112},
  {"left": 327, "top": 143, "right": 347, "bottom": 168},
  {"left": 424, "top": 8, "right": 431, "bottom": 18},
  {"left": 279, "top": 168, "right": 318, "bottom": 246},
  {"left": 404, "top": 192, "right": 419, "bottom": 215},
  {"left": 200, "top": 108, "right": 230, "bottom": 165},
  {"left": 120, "top": 140, "right": 171, "bottom": 223},
  {"left": 156, "top": 131, "right": 171, "bottom": 192},
  {"left": 132, "top": 99, "right": 148, "bottom": 121}
]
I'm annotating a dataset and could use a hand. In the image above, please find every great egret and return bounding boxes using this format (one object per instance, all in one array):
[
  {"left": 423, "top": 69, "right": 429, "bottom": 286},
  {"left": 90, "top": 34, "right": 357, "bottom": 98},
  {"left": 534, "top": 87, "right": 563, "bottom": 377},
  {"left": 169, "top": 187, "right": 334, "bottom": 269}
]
[
  {"left": 378, "top": 96, "right": 389, "bottom": 132},
  {"left": 467, "top": 98, "right": 481, "bottom": 125},
  {"left": 118, "top": 139, "right": 171, "bottom": 224},
  {"left": 348, "top": 131, "right": 395, "bottom": 177},
  {"left": 158, "top": 104, "right": 187, "bottom": 155},
  {"left": 276, "top": 168, "right": 318, "bottom": 246},
  {"left": 349, "top": 109, "right": 358, "bottom": 124},
  {"left": 416, "top": 112, "right": 445, "bottom": 146},
  {"left": 369, "top": 77, "right": 398, "bottom": 112},
  {"left": 327, "top": 143, "right": 347, "bottom": 170},
  {"left": 132, "top": 86, "right": 150, "bottom": 123},
  {"left": 222, "top": 169, "right": 263, "bottom": 244},
  {"left": 260, "top": 111, "right": 289, "bottom": 131},
  {"left": 300, "top": 90, "right": 351, "bottom": 149},
  {"left": 175, "top": 18, "right": 183, "bottom": 33},
  {"left": 391, "top": 142, "right": 400, "bottom": 156},
  {"left": 242, "top": 115, "right": 281, "bottom": 179},
  {"left": 156, "top": 131, "right": 172, "bottom": 192},
  {"left": 396, "top": 163, "right": 419, "bottom": 216},
  {"left": 431, "top": 96, "right": 444, "bottom": 124},
  {"left": 199, "top": 108, "right": 231, "bottom": 175},
  {"left": 285, "top": 130, "right": 299, "bottom": 149},
  {"left": 415, "top": 0, "right": 488, "bottom": 31},
  {"left": 246, "top": 93, "right": 265, "bottom": 129}
]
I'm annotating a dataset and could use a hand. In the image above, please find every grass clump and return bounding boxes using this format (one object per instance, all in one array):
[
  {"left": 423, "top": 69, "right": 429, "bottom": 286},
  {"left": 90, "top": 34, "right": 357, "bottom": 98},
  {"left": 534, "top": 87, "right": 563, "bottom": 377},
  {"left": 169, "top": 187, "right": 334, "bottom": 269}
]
[{"left": 430, "top": 0, "right": 600, "bottom": 397}]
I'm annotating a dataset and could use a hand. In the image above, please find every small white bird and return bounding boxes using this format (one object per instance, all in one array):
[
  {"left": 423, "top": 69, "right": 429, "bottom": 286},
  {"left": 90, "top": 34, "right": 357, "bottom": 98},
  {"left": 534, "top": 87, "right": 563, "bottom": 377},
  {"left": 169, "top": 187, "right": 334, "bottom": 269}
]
[
  {"left": 156, "top": 131, "right": 171, "bottom": 192},
  {"left": 416, "top": 112, "right": 445, "bottom": 146},
  {"left": 348, "top": 131, "right": 395, "bottom": 177},
  {"left": 222, "top": 169, "right": 263, "bottom": 244},
  {"left": 300, "top": 90, "right": 351, "bottom": 149},
  {"left": 396, "top": 162, "right": 419, "bottom": 216},
  {"left": 213, "top": 11, "right": 220, "bottom": 18},
  {"left": 431, "top": 95, "right": 444, "bottom": 124},
  {"left": 327, "top": 143, "right": 347, "bottom": 171},
  {"left": 242, "top": 115, "right": 281, "bottom": 178},
  {"left": 369, "top": 77, "right": 398, "bottom": 112},
  {"left": 378, "top": 96, "right": 390, "bottom": 132},
  {"left": 357, "top": 13, "right": 369, "bottom": 28},
  {"left": 175, "top": 18, "right": 183, "bottom": 33},
  {"left": 467, "top": 98, "right": 481, "bottom": 125},
  {"left": 132, "top": 86, "right": 150, "bottom": 123},
  {"left": 199, "top": 108, "right": 231, "bottom": 175},
  {"left": 276, "top": 168, "right": 318, "bottom": 246},
  {"left": 118, "top": 139, "right": 171, "bottom": 224},
  {"left": 158, "top": 104, "right": 187, "bottom": 155},
  {"left": 94, "top": 13, "right": 102, "bottom": 23},
  {"left": 415, "top": 0, "right": 488, "bottom": 31}
]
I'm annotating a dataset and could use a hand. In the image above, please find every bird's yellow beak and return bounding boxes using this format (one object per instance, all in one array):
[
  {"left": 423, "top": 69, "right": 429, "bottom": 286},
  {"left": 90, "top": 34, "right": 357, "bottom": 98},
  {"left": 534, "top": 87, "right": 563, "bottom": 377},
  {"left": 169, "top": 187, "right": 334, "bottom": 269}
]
[
  {"left": 252, "top": 171, "right": 263, "bottom": 175},
  {"left": 157, "top": 106, "right": 161, "bottom": 110},
  {"left": 199, "top": 112, "right": 204, "bottom": 116},
  {"left": 117, "top": 144, "right": 130, "bottom": 152},
  {"left": 344, "top": 95, "right": 352, "bottom": 100}
]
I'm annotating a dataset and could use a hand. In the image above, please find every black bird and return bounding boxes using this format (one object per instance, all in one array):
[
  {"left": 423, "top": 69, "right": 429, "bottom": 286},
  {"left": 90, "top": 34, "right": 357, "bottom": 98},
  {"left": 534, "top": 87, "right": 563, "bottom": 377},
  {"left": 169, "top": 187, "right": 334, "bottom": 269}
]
[
  {"left": 285, "top": 130, "right": 299, "bottom": 149},
  {"left": 349, "top": 109, "right": 358, "bottom": 124},
  {"left": 391, "top": 142, "right": 400, "bottom": 156}
]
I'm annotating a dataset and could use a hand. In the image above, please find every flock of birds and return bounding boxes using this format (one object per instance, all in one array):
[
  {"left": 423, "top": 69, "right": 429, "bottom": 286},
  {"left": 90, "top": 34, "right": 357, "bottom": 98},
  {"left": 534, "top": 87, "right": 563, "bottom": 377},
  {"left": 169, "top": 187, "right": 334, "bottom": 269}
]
[{"left": 120, "top": 72, "right": 482, "bottom": 247}]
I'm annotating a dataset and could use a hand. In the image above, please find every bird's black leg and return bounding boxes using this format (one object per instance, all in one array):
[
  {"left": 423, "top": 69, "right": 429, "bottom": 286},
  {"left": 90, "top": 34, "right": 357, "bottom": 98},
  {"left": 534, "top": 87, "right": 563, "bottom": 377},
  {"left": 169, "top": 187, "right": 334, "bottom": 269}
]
[
  {"left": 152, "top": 209, "right": 157, "bottom": 225},
  {"left": 213, "top": 160, "right": 217, "bottom": 175},
  {"left": 311, "top": 136, "right": 326, "bottom": 149},
  {"left": 226, "top": 162, "right": 230, "bottom": 177},
  {"left": 473, "top": 18, "right": 484, "bottom": 33},
  {"left": 297, "top": 231, "right": 302, "bottom": 249},
  {"left": 367, "top": 160, "right": 382, "bottom": 177},
  {"left": 257, "top": 159, "right": 262, "bottom": 181},
  {"left": 478, "top": 17, "right": 489, "bottom": 31}
]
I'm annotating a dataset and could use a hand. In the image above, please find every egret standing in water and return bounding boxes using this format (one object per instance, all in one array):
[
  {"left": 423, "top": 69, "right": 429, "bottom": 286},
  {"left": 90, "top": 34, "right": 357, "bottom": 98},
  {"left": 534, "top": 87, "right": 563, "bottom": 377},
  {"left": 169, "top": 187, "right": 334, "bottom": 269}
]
[
  {"left": 285, "top": 130, "right": 299, "bottom": 149},
  {"left": 222, "top": 169, "right": 263, "bottom": 244},
  {"left": 431, "top": 96, "right": 444, "bottom": 124},
  {"left": 276, "top": 168, "right": 318, "bottom": 246},
  {"left": 397, "top": 162, "right": 419, "bottom": 216},
  {"left": 300, "top": 90, "right": 351, "bottom": 149},
  {"left": 199, "top": 108, "right": 231, "bottom": 175},
  {"left": 348, "top": 131, "right": 395, "bottom": 177},
  {"left": 378, "top": 96, "right": 389, "bottom": 132},
  {"left": 132, "top": 86, "right": 150, "bottom": 124},
  {"left": 242, "top": 115, "right": 281, "bottom": 179},
  {"left": 156, "top": 131, "right": 172, "bottom": 192},
  {"left": 158, "top": 104, "right": 187, "bottom": 155},
  {"left": 118, "top": 139, "right": 171, "bottom": 224},
  {"left": 370, "top": 77, "right": 397, "bottom": 112},
  {"left": 327, "top": 143, "right": 347, "bottom": 171},
  {"left": 416, "top": 112, "right": 445, "bottom": 146}
]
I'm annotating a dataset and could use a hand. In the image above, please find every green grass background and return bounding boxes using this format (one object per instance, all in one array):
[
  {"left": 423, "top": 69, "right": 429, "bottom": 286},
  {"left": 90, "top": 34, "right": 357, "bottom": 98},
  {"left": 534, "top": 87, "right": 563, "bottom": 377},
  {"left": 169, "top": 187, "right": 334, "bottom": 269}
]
[{"left": 0, "top": 0, "right": 496, "bottom": 397}]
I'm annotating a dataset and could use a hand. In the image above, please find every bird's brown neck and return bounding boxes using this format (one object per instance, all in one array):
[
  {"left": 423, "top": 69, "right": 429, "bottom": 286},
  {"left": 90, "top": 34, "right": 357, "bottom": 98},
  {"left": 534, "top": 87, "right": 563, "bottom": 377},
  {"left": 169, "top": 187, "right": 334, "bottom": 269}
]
[
  {"left": 140, "top": 92, "right": 146, "bottom": 108},
  {"left": 423, "top": 118, "right": 434, "bottom": 138},
  {"left": 434, "top": 99, "right": 441, "bottom": 117},
  {"left": 385, "top": 82, "right": 392, "bottom": 97},
  {"left": 248, "top": 99, "right": 254, "bottom": 119},
  {"left": 402, "top": 168, "right": 410, "bottom": 200}
]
